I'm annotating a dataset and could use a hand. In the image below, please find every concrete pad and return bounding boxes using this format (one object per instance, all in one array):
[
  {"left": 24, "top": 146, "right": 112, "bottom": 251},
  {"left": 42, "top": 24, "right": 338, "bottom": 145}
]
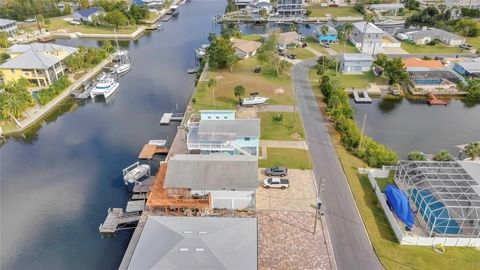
[
  {"left": 256, "top": 169, "right": 317, "bottom": 213},
  {"left": 383, "top": 47, "right": 409, "bottom": 54}
]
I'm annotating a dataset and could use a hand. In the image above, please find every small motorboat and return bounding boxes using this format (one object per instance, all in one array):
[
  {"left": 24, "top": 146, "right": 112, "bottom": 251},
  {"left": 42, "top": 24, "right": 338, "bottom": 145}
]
[
  {"left": 242, "top": 96, "right": 269, "bottom": 106},
  {"left": 90, "top": 73, "right": 120, "bottom": 99},
  {"left": 123, "top": 164, "right": 151, "bottom": 185},
  {"left": 170, "top": 5, "right": 179, "bottom": 16}
]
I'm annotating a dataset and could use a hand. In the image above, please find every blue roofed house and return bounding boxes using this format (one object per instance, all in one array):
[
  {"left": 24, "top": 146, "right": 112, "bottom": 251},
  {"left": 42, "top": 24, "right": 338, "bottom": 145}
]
[
  {"left": 187, "top": 110, "right": 260, "bottom": 156},
  {"left": 313, "top": 25, "right": 338, "bottom": 43},
  {"left": 453, "top": 58, "right": 480, "bottom": 78},
  {"left": 73, "top": 7, "right": 103, "bottom": 23}
]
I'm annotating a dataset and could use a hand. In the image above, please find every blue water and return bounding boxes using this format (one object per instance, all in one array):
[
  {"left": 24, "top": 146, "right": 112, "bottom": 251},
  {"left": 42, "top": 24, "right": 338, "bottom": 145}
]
[{"left": 0, "top": 1, "right": 224, "bottom": 269}]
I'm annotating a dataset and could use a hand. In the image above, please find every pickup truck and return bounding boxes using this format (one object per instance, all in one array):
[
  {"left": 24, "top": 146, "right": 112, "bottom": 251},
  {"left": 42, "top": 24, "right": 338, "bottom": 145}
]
[{"left": 263, "top": 177, "right": 289, "bottom": 189}]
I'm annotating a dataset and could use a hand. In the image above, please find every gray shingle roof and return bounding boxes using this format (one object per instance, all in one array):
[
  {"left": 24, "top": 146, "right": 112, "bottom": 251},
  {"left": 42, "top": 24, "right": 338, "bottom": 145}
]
[
  {"left": 314, "top": 24, "right": 337, "bottom": 35},
  {"left": 353, "top": 22, "right": 384, "bottom": 34},
  {"left": 164, "top": 155, "right": 258, "bottom": 189},
  {"left": 1, "top": 43, "right": 77, "bottom": 69},
  {"left": 406, "top": 28, "right": 462, "bottom": 41},
  {"left": 198, "top": 119, "right": 260, "bottom": 138},
  {"left": 75, "top": 7, "right": 101, "bottom": 18},
  {"left": 342, "top": 53, "right": 374, "bottom": 62},
  {"left": 127, "top": 216, "right": 258, "bottom": 270},
  {"left": 0, "top": 18, "right": 16, "bottom": 26},
  {"left": 457, "top": 61, "right": 480, "bottom": 73}
]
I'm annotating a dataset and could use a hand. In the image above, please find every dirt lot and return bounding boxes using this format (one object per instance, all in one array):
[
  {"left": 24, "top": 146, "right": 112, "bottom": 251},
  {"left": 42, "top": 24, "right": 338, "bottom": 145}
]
[{"left": 256, "top": 169, "right": 317, "bottom": 212}]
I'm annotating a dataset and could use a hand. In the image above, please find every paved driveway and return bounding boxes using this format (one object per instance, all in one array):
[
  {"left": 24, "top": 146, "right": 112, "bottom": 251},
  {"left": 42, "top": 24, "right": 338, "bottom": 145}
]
[{"left": 292, "top": 59, "right": 382, "bottom": 270}]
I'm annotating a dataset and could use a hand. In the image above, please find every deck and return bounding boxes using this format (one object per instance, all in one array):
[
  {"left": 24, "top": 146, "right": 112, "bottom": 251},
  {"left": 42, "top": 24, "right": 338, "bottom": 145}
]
[
  {"left": 353, "top": 91, "right": 373, "bottom": 104},
  {"left": 138, "top": 144, "right": 169, "bottom": 159},
  {"left": 146, "top": 163, "right": 211, "bottom": 211},
  {"left": 99, "top": 208, "right": 141, "bottom": 235}
]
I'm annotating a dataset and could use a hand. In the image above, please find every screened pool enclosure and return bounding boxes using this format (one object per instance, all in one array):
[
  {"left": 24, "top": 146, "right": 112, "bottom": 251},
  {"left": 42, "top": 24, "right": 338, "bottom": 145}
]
[{"left": 394, "top": 160, "right": 480, "bottom": 237}]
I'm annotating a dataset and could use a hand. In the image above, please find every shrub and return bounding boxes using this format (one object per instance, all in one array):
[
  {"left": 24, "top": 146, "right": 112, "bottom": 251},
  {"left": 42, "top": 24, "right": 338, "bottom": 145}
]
[
  {"left": 433, "top": 150, "right": 451, "bottom": 161},
  {"left": 272, "top": 113, "right": 284, "bottom": 122},
  {"left": 37, "top": 77, "right": 72, "bottom": 105},
  {"left": 408, "top": 151, "right": 426, "bottom": 161}
]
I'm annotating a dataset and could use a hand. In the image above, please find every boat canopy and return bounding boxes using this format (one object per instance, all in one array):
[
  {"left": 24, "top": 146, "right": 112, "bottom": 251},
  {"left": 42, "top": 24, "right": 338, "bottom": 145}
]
[{"left": 384, "top": 185, "right": 415, "bottom": 229}]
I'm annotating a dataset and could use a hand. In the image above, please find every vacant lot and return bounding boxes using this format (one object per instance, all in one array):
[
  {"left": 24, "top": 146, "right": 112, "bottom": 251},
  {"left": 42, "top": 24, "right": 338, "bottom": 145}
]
[
  {"left": 259, "top": 112, "right": 304, "bottom": 141},
  {"left": 192, "top": 58, "right": 294, "bottom": 110},
  {"left": 259, "top": 148, "right": 312, "bottom": 170},
  {"left": 330, "top": 71, "right": 389, "bottom": 89},
  {"left": 47, "top": 18, "right": 138, "bottom": 34},
  {"left": 308, "top": 7, "right": 362, "bottom": 17}
]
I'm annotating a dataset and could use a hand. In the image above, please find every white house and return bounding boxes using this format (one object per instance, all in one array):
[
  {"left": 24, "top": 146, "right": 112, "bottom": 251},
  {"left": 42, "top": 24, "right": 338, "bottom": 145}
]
[
  {"left": 341, "top": 53, "right": 374, "bottom": 74},
  {"left": 350, "top": 22, "right": 385, "bottom": 54},
  {"left": 73, "top": 7, "right": 103, "bottom": 22},
  {"left": 164, "top": 155, "right": 259, "bottom": 210},
  {"left": 404, "top": 27, "right": 465, "bottom": 46}
]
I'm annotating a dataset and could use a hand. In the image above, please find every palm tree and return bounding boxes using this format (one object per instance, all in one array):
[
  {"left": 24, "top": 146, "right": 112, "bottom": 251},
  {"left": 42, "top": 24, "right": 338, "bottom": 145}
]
[
  {"left": 233, "top": 85, "right": 246, "bottom": 104},
  {"left": 433, "top": 150, "right": 451, "bottom": 161},
  {"left": 465, "top": 142, "right": 480, "bottom": 160},
  {"left": 208, "top": 78, "right": 217, "bottom": 108},
  {"left": 337, "top": 23, "right": 353, "bottom": 74}
]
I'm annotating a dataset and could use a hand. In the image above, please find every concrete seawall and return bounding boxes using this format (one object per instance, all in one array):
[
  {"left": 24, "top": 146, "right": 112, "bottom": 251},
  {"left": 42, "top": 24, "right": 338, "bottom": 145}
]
[{"left": 52, "top": 26, "right": 146, "bottom": 40}]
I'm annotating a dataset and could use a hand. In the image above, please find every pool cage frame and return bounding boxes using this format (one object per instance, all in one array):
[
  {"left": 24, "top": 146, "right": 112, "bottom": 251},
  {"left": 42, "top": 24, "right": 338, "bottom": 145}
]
[{"left": 394, "top": 160, "right": 480, "bottom": 238}]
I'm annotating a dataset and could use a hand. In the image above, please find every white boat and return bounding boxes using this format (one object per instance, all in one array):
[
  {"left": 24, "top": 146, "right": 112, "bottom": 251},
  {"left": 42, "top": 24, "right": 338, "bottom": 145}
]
[
  {"left": 113, "top": 29, "right": 131, "bottom": 74},
  {"left": 242, "top": 96, "right": 269, "bottom": 106},
  {"left": 90, "top": 73, "right": 120, "bottom": 99},
  {"left": 194, "top": 44, "right": 209, "bottom": 58},
  {"left": 170, "top": 5, "right": 179, "bottom": 16},
  {"left": 123, "top": 162, "right": 151, "bottom": 185}
]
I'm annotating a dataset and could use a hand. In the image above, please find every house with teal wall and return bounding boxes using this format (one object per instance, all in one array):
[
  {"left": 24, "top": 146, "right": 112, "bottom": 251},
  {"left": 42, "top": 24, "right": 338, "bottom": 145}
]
[
  {"left": 313, "top": 25, "right": 338, "bottom": 43},
  {"left": 187, "top": 110, "right": 260, "bottom": 156}
]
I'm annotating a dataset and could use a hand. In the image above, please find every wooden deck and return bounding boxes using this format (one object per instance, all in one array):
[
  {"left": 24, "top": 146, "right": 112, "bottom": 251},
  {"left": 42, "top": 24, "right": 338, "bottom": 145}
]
[
  {"left": 99, "top": 208, "right": 141, "bottom": 235},
  {"left": 146, "top": 163, "right": 211, "bottom": 210},
  {"left": 138, "top": 144, "right": 169, "bottom": 159}
]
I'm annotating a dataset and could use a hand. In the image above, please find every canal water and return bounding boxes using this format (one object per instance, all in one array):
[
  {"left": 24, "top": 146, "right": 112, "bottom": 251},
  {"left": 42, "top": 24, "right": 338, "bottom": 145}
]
[
  {"left": 0, "top": 1, "right": 223, "bottom": 269},
  {"left": 351, "top": 98, "right": 480, "bottom": 158}
]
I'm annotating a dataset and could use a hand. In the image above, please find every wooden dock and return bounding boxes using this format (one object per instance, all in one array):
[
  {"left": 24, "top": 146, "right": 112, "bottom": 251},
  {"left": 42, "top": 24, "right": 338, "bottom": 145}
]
[
  {"left": 160, "top": 112, "right": 184, "bottom": 125},
  {"left": 138, "top": 144, "right": 169, "bottom": 159},
  {"left": 126, "top": 200, "right": 145, "bottom": 212},
  {"left": 99, "top": 208, "right": 141, "bottom": 236}
]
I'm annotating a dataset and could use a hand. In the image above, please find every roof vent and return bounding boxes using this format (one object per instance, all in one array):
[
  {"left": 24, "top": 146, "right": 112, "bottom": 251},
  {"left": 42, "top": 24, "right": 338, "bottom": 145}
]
[
  {"left": 195, "top": 248, "right": 205, "bottom": 252},
  {"left": 183, "top": 231, "right": 193, "bottom": 234},
  {"left": 198, "top": 231, "right": 207, "bottom": 234},
  {"left": 179, "top": 248, "right": 189, "bottom": 252}
]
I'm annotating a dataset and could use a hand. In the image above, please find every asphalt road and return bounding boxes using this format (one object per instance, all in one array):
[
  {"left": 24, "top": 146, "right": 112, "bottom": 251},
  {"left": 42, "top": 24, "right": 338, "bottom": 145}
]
[{"left": 292, "top": 59, "right": 383, "bottom": 270}]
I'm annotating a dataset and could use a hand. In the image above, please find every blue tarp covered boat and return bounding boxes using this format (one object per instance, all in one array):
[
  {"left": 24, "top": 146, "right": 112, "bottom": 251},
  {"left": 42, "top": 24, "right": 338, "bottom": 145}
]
[{"left": 385, "top": 185, "right": 415, "bottom": 229}]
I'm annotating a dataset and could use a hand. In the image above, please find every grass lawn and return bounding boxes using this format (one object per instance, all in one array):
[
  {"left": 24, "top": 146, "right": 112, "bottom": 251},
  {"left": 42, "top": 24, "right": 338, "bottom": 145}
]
[
  {"left": 401, "top": 42, "right": 468, "bottom": 54},
  {"left": 305, "top": 37, "right": 328, "bottom": 54},
  {"left": 305, "top": 37, "right": 358, "bottom": 54},
  {"left": 288, "top": 47, "right": 315, "bottom": 60},
  {"left": 241, "top": 34, "right": 263, "bottom": 42},
  {"left": 259, "top": 112, "right": 304, "bottom": 141},
  {"left": 309, "top": 67, "right": 480, "bottom": 270},
  {"left": 375, "top": 171, "right": 395, "bottom": 192},
  {"left": 466, "top": 37, "right": 480, "bottom": 50},
  {"left": 47, "top": 18, "right": 138, "bottom": 34},
  {"left": 328, "top": 71, "right": 389, "bottom": 89},
  {"left": 308, "top": 7, "right": 362, "bottom": 17},
  {"left": 192, "top": 58, "right": 294, "bottom": 111},
  {"left": 259, "top": 148, "right": 312, "bottom": 170}
]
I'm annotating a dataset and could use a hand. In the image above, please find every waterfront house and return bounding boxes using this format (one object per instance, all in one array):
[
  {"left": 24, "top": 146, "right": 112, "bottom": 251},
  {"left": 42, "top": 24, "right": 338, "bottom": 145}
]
[
  {"left": 235, "top": 0, "right": 256, "bottom": 9},
  {"left": 404, "top": 27, "right": 465, "bottom": 46},
  {"left": 278, "top": 31, "right": 301, "bottom": 48},
  {"left": 164, "top": 154, "right": 258, "bottom": 210},
  {"left": 0, "top": 18, "right": 17, "bottom": 36},
  {"left": 374, "top": 18, "right": 405, "bottom": 35},
  {"left": 349, "top": 22, "right": 385, "bottom": 54},
  {"left": 445, "top": 0, "right": 480, "bottom": 9},
  {"left": 277, "top": 0, "right": 305, "bottom": 17},
  {"left": 313, "top": 25, "right": 338, "bottom": 43},
  {"left": 453, "top": 58, "right": 480, "bottom": 77},
  {"left": 126, "top": 216, "right": 258, "bottom": 270},
  {"left": 247, "top": 0, "right": 273, "bottom": 14},
  {"left": 368, "top": 4, "right": 404, "bottom": 14},
  {"left": 0, "top": 43, "right": 78, "bottom": 87},
  {"left": 340, "top": 53, "right": 374, "bottom": 74},
  {"left": 73, "top": 7, "right": 103, "bottom": 23},
  {"left": 403, "top": 58, "right": 461, "bottom": 91},
  {"left": 231, "top": 38, "right": 262, "bottom": 59},
  {"left": 187, "top": 110, "right": 260, "bottom": 156}
]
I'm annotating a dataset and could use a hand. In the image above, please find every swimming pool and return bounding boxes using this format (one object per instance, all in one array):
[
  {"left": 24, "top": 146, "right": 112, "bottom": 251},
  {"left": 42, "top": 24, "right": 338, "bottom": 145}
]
[{"left": 409, "top": 189, "right": 461, "bottom": 235}]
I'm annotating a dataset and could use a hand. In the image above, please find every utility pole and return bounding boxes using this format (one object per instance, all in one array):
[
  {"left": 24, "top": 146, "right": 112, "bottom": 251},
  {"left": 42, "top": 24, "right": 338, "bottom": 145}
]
[
  {"left": 358, "top": 113, "right": 367, "bottom": 150},
  {"left": 314, "top": 197, "right": 322, "bottom": 234}
]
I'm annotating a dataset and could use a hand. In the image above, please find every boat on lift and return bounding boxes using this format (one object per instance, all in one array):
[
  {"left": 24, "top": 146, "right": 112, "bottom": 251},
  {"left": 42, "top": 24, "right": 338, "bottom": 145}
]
[
  {"left": 241, "top": 96, "right": 269, "bottom": 106},
  {"left": 90, "top": 73, "right": 120, "bottom": 99},
  {"left": 195, "top": 44, "right": 209, "bottom": 58},
  {"left": 123, "top": 162, "right": 151, "bottom": 193}
]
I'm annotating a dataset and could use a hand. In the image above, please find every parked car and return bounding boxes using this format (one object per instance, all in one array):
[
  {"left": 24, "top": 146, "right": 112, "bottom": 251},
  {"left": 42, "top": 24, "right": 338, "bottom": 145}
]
[
  {"left": 254, "top": 66, "right": 262, "bottom": 73},
  {"left": 265, "top": 166, "right": 288, "bottom": 176},
  {"left": 287, "top": 54, "right": 296, "bottom": 59},
  {"left": 322, "top": 43, "right": 330, "bottom": 48},
  {"left": 459, "top": 44, "right": 472, "bottom": 50},
  {"left": 263, "top": 177, "right": 289, "bottom": 189},
  {"left": 301, "top": 42, "right": 307, "bottom": 48}
]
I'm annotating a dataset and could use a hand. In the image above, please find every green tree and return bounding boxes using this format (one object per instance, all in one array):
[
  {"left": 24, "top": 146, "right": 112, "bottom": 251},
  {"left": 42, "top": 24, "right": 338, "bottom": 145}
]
[
  {"left": 208, "top": 78, "right": 217, "bottom": 108},
  {"left": 0, "top": 78, "right": 34, "bottom": 120},
  {"left": 128, "top": 4, "right": 148, "bottom": 24},
  {"left": 0, "top": 52, "right": 10, "bottom": 64},
  {"left": 63, "top": 3, "right": 71, "bottom": 15},
  {"left": 404, "top": 0, "right": 420, "bottom": 10},
  {"left": 233, "top": 85, "right": 245, "bottom": 104},
  {"left": 373, "top": 53, "right": 388, "bottom": 67},
  {"left": 464, "top": 78, "right": 480, "bottom": 100},
  {"left": 80, "top": 0, "right": 90, "bottom": 8},
  {"left": 257, "top": 32, "right": 288, "bottom": 77},
  {"left": 465, "top": 142, "right": 480, "bottom": 160},
  {"left": 384, "top": 58, "right": 408, "bottom": 85},
  {"left": 101, "top": 40, "right": 116, "bottom": 54},
  {"left": 408, "top": 151, "right": 426, "bottom": 161},
  {"left": 433, "top": 150, "right": 452, "bottom": 161},
  {"left": 104, "top": 10, "right": 128, "bottom": 28},
  {"left": 0, "top": 32, "right": 11, "bottom": 48},
  {"left": 206, "top": 35, "right": 238, "bottom": 70},
  {"left": 305, "top": 9, "right": 312, "bottom": 17}
]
